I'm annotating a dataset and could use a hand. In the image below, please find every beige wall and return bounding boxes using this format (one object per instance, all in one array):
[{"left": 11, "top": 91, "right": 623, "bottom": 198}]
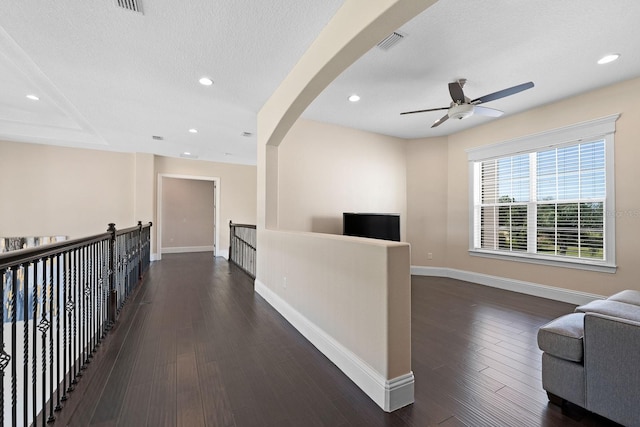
[
  {"left": 258, "top": 230, "right": 411, "bottom": 379},
  {"left": 0, "top": 141, "right": 257, "bottom": 258},
  {"left": 435, "top": 76, "right": 640, "bottom": 296},
  {"left": 406, "top": 136, "right": 448, "bottom": 265},
  {"left": 0, "top": 140, "right": 136, "bottom": 238},
  {"left": 134, "top": 153, "right": 155, "bottom": 225},
  {"left": 154, "top": 156, "right": 257, "bottom": 256},
  {"left": 278, "top": 119, "right": 407, "bottom": 237},
  {"left": 161, "top": 177, "right": 214, "bottom": 249}
]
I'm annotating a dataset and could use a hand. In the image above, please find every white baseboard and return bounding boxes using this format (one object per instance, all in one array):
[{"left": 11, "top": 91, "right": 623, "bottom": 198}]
[
  {"left": 411, "top": 265, "right": 604, "bottom": 306},
  {"left": 153, "top": 249, "right": 226, "bottom": 260},
  {"left": 161, "top": 246, "right": 214, "bottom": 254},
  {"left": 255, "top": 279, "right": 414, "bottom": 412},
  {"left": 216, "top": 249, "right": 229, "bottom": 259}
]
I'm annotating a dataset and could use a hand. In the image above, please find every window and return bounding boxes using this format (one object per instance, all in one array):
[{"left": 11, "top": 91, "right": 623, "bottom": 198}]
[{"left": 468, "top": 115, "right": 618, "bottom": 272}]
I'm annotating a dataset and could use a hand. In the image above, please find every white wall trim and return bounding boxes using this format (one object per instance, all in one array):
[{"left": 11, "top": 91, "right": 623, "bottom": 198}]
[
  {"left": 150, "top": 252, "right": 159, "bottom": 262},
  {"left": 217, "top": 248, "right": 229, "bottom": 259},
  {"left": 411, "top": 265, "right": 604, "bottom": 305},
  {"left": 255, "top": 279, "right": 414, "bottom": 412},
  {"left": 466, "top": 114, "right": 620, "bottom": 161},
  {"left": 161, "top": 245, "right": 214, "bottom": 254}
]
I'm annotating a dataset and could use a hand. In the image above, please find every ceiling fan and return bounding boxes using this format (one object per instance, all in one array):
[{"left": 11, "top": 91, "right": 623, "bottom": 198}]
[{"left": 401, "top": 79, "right": 534, "bottom": 128}]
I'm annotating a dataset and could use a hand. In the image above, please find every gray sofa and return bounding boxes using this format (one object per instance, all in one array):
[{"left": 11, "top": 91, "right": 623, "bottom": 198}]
[{"left": 537, "top": 290, "right": 640, "bottom": 426}]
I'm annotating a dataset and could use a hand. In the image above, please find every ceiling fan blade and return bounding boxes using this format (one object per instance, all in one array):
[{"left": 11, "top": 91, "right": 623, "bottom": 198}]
[
  {"left": 431, "top": 114, "right": 449, "bottom": 128},
  {"left": 448, "top": 81, "right": 466, "bottom": 104},
  {"left": 471, "top": 81, "right": 534, "bottom": 105},
  {"left": 473, "top": 106, "right": 504, "bottom": 117},
  {"left": 400, "top": 106, "right": 449, "bottom": 115}
]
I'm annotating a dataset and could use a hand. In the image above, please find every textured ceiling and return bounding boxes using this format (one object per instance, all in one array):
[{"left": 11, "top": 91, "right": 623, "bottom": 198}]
[
  {"left": 304, "top": 0, "right": 640, "bottom": 139},
  {"left": 1, "top": 0, "right": 639, "bottom": 164}
]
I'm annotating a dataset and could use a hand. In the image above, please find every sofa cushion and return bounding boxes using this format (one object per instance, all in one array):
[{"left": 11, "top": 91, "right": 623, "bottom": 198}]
[
  {"left": 607, "top": 289, "right": 640, "bottom": 306},
  {"left": 538, "top": 313, "right": 584, "bottom": 362},
  {"left": 575, "top": 299, "right": 640, "bottom": 322}
]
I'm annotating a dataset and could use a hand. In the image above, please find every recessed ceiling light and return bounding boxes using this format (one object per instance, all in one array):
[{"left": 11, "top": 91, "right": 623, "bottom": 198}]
[
  {"left": 348, "top": 94, "right": 360, "bottom": 102},
  {"left": 26, "top": 94, "right": 39, "bottom": 101},
  {"left": 188, "top": 128, "right": 198, "bottom": 133},
  {"left": 199, "top": 77, "right": 213, "bottom": 86},
  {"left": 597, "top": 54, "right": 620, "bottom": 65},
  {"left": 184, "top": 152, "right": 191, "bottom": 155}
]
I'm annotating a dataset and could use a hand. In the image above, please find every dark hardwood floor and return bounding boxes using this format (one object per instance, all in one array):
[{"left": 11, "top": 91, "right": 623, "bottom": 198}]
[{"left": 54, "top": 253, "right": 619, "bottom": 426}]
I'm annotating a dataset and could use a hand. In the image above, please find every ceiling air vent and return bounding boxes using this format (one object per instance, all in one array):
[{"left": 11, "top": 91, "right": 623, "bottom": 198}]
[
  {"left": 115, "top": 0, "right": 143, "bottom": 14},
  {"left": 377, "top": 31, "right": 406, "bottom": 51}
]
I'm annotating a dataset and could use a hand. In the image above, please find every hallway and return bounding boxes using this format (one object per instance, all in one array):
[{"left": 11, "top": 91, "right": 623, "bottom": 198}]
[{"left": 55, "top": 253, "right": 616, "bottom": 426}]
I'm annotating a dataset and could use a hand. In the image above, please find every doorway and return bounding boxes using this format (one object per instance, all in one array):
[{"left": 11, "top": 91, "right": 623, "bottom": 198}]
[{"left": 156, "top": 174, "right": 220, "bottom": 260}]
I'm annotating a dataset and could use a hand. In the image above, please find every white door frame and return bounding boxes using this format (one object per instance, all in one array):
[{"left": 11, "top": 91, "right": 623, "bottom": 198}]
[{"left": 156, "top": 173, "right": 221, "bottom": 261}]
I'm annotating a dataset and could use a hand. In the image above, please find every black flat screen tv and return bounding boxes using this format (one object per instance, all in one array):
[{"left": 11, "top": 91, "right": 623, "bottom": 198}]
[{"left": 343, "top": 213, "right": 400, "bottom": 242}]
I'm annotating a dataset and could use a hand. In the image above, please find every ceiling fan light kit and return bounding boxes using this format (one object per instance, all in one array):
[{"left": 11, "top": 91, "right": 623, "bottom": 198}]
[{"left": 448, "top": 103, "right": 474, "bottom": 120}]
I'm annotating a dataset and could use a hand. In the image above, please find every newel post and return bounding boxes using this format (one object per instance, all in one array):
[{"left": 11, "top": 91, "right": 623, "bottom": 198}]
[
  {"left": 137, "top": 221, "right": 143, "bottom": 280},
  {"left": 229, "top": 220, "right": 233, "bottom": 263},
  {"left": 107, "top": 223, "right": 117, "bottom": 324}
]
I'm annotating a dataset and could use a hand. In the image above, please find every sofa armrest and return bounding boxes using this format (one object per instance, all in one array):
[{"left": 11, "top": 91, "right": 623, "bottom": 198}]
[{"left": 584, "top": 312, "right": 640, "bottom": 426}]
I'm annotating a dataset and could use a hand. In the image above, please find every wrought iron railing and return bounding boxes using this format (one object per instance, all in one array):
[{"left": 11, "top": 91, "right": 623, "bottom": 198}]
[
  {"left": 229, "top": 221, "right": 256, "bottom": 278},
  {"left": 0, "top": 221, "right": 151, "bottom": 427}
]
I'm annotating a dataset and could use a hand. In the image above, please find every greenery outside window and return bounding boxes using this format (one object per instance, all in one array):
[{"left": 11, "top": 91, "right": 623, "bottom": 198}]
[{"left": 467, "top": 115, "right": 618, "bottom": 273}]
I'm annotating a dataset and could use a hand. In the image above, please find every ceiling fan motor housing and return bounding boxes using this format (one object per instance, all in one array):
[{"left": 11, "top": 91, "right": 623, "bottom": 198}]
[{"left": 448, "top": 103, "right": 474, "bottom": 120}]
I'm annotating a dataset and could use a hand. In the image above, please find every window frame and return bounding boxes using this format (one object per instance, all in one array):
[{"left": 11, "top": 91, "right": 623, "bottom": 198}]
[{"left": 467, "top": 114, "right": 619, "bottom": 273}]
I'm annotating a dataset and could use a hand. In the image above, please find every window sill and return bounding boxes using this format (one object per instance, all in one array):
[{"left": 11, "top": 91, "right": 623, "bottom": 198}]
[{"left": 468, "top": 249, "right": 617, "bottom": 274}]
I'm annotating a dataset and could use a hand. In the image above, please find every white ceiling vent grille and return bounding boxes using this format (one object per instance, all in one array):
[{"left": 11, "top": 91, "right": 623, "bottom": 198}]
[
  {"left": 115, "top": 0, "right": 143, "bottom": 14},
  {"left": 377, "top": 31, "right": 406, "bottom": 51}
]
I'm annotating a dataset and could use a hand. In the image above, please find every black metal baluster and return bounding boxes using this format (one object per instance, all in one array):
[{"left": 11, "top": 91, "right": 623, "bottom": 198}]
[
  {"left": 66, "top": 250, "right": 75, "bottom": 392},
  {"left": 97, "top": 242, "right": 104, "bottom": 341},
  {"left": 118, "top": 236, "right": 123, "bottom": 311},
  {"left": 128, "top": 233, "right": 132, "bottom": 295},
  {"left": 95, "top": 243, "right": 100, "bottom": 347},
  {"left": 105, "top": 237, "right": 110, "bottom": 330},
  {"left": 87, "top": 244, "right": 94, "bottom": 361},
  {"left": 84, "top": 245, "right": 91, "bottom": 364},
  {"left": 100, "top": 240, "right": 109, "bottom": 342},
  {"left": 126, "top": 233, "right": 132, "bottom": 299},
  {"left": 80, "top": 246, "right": 87, "bottom": 371},
  {"left": 118, "top": 236, "right": 124, "bottom": 311},
  {"left": 0, "top": 269, "right": 9, "bottom": 427},
  {"left": 10, "top": 266, "right": 19, "bottom": 427},
  {"left": 31, "top": 261, "right": 38, "bottom": 427},
  {"left": 47, "top": 257, "right": 55, "bottom": 423},
  {"left": 23, "top": 264, "right": 31, "bottom": 426},
  {"left": 88, "top": 244, "right": 93, "bottom": 357},
  {"left": 121, "top": 236, "right": 126, "bottom": 303},
  {"left": 96, "top": 243, "right": 102, "bottom": 345},
  {"left": 78, "top": 246, "right": 84, "bottom": 374},
  {"left": 107, "top": 224, "right": 116, "bottom": 326},
  {"left": 71, "top": 250, "right": 79, "bottom": 383},
  {"left": 123, "top": 235, "right": 128, "bottom": 306},
  {"left": 61, "top": 252, "right": 69, "bottom": 401},
  {"left": 137, "top": 222, "right": 143, "bottom": 281},
  {"left": 38, "top": 258, "right": 50, "bottom": 427},
  {"left": 54, "top": 254, "right": 62, "bottom": 413}
]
